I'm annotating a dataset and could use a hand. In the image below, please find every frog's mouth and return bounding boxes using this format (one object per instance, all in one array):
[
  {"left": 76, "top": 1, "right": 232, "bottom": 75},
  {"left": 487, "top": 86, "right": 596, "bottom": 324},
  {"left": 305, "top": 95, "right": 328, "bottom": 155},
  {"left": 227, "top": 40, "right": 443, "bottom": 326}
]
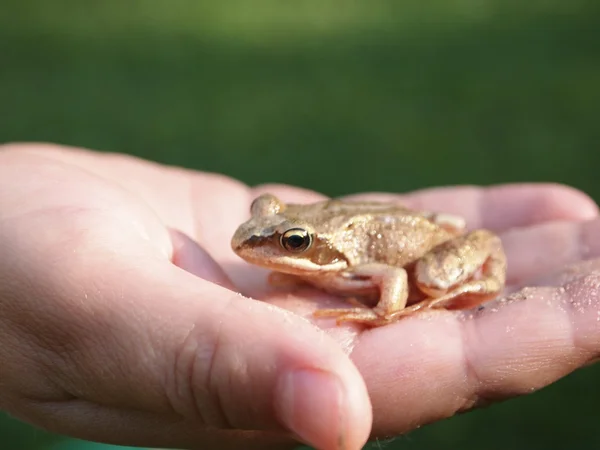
[
  {"left": 237, "top": 247, "right": 348, "bottom": 274},
  {"left": 259, "top": 256, "right": 348, "bottom": 275},
  {"left": 232, "top": 235, "right": 349, "bottom": 275}
]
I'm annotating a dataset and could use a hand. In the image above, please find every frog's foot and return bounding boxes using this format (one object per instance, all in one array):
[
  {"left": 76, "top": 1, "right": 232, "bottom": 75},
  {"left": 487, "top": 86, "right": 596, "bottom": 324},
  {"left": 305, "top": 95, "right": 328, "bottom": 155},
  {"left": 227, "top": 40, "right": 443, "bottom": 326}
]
[
  {"left": 313, "top": 307, "right": 395, "bottom": 327},
  {"left": 382, "top": 281, "right": 502, "bottom": 322},
  {"left": 421, "top": 211, "right": 466, "bottom": 235},
  {"left": 404, "top": 280, "right": 501, "bottom": 313}
]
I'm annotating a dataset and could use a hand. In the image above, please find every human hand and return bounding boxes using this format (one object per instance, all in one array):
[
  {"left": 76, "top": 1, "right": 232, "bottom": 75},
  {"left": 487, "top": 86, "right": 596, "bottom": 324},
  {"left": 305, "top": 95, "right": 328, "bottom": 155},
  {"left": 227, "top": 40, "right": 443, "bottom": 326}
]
[{"left": 1, "top": 143, "right": 599, "bottom": 450}]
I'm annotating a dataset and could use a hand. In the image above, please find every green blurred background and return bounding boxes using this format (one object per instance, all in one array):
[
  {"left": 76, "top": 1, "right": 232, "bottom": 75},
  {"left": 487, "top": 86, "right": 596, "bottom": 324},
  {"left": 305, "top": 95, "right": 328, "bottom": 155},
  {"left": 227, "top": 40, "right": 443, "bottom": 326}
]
[{"left": 1, "top": 1, "right": 599, "bottom": 449}]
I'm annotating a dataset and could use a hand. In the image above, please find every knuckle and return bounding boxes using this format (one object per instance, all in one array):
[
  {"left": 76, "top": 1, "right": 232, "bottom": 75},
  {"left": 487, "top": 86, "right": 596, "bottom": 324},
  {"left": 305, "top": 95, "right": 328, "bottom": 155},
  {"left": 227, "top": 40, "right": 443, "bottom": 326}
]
[{"left": 166, "top": 314, "right": 235, "bottom": 429}]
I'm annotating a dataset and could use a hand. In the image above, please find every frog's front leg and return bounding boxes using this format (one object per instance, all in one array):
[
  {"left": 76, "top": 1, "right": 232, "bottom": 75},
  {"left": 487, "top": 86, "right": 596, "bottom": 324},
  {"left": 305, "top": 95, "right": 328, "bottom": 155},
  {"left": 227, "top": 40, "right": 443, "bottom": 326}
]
[
  {"left": 392, "top": 229, "right": 506, "bottom": 318},
  {"left": 312, "top": 264, "right": 410, "bottom": 326}
]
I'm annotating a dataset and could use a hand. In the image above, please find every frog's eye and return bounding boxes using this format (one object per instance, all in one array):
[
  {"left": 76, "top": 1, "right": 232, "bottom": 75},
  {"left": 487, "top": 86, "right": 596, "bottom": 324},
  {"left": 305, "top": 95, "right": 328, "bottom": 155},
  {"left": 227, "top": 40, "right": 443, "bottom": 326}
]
[{"left": 280, "top": 228, "right": 312, "bottom": 253}]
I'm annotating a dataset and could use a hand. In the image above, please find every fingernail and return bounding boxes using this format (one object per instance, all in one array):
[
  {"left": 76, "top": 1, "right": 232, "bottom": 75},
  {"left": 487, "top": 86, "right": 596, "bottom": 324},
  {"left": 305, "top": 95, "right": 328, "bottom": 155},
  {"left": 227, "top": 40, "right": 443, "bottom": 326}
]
[{"left": 275, "top": 368, "right": 346, "bottom": 450}]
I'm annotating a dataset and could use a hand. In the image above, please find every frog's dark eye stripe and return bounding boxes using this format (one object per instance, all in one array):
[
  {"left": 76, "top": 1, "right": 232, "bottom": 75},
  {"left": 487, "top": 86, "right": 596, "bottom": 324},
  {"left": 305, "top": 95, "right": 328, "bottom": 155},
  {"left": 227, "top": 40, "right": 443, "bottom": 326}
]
[{"left": 280, "top": 228, "right": 312, "bottom": 252}]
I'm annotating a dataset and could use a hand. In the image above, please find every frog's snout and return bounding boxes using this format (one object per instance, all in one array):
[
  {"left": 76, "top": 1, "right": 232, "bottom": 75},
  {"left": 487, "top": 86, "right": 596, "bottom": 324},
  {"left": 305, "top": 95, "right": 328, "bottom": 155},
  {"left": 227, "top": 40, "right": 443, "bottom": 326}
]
[
  {"left": 231, "top": 222, "right": 261, "bottom": 255},
  {"left": 230, "top": 226, "right": 246, "bottom": 253}
]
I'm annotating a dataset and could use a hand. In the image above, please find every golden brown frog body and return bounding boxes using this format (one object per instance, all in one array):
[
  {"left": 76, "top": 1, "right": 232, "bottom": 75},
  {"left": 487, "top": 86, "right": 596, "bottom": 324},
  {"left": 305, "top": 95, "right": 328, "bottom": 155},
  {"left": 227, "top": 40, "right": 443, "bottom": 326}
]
[{"left": 231, "top": 193, "right": 506, "bottom": 327}]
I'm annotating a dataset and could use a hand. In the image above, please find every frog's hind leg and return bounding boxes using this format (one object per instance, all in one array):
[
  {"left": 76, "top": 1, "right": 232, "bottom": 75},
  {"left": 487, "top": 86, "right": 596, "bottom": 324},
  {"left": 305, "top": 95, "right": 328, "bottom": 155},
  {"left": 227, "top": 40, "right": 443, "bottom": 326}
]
[{"left": 394, "top": 229, "right": 506, "bottom": 318}]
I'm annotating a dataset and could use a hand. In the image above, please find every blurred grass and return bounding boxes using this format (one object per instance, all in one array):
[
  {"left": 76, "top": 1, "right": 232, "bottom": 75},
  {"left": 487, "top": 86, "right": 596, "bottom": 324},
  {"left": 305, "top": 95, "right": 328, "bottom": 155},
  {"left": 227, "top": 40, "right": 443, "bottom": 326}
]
[{"left": 1, "top": 1, "right": 599, "bottom": 449}]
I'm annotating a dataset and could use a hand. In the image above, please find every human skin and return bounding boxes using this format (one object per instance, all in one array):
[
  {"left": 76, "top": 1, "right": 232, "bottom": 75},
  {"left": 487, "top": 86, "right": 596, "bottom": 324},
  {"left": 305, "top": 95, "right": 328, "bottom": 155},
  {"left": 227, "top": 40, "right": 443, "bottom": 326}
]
[{"left": 0, "top": 142, "right": 599, "bottom": 450}]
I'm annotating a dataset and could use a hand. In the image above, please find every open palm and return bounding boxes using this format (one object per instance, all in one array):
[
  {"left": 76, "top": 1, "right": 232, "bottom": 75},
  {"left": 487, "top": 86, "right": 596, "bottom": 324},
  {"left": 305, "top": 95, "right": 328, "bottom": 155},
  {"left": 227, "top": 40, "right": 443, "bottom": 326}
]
[{"left": 1, "top": 143, "right": 599, "bottom": 450}]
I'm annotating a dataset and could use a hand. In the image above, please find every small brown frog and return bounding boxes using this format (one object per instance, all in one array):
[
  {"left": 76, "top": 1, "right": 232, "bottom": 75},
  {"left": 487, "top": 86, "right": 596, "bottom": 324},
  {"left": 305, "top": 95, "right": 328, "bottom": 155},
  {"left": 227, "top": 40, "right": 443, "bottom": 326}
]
[{"left": 231, "top": 193, "right": 506, "bottom": 327}]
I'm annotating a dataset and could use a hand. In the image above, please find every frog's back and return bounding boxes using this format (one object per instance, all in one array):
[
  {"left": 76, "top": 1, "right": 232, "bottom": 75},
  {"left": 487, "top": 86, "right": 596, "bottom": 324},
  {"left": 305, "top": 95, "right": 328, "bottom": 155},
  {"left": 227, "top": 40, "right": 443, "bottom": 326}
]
[
  {"left": 317, "top": 200, "right": 455, "bottom": 268},
  {"left": 285, "top": 199, "right": 413, "bottom": 225},
  {"left": 283, "top": 199, "right": 456, "bottom": 267}
]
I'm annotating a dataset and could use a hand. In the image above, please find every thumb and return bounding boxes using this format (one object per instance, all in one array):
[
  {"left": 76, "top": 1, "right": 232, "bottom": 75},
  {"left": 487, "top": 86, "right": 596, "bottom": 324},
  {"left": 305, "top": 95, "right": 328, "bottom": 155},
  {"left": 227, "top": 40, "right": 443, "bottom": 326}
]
[
  {"left": 148, "top": 262, "right": 373, "bottom": 449},
  {"left": 5, "top": 242, "right": 372, "bottom": 450}
]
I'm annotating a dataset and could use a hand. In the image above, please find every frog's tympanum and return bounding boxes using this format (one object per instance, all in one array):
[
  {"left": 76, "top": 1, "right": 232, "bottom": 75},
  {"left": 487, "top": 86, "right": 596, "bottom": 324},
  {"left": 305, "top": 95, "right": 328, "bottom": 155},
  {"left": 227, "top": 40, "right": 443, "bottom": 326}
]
[{"left": 231, "top": 193, "right": 506, "bottom": 327}]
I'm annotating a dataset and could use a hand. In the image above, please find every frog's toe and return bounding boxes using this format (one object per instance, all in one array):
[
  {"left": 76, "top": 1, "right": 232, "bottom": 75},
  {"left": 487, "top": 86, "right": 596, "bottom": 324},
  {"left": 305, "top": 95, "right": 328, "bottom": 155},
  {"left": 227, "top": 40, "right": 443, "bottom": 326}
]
[
  {"left": 313, "top": 307, "right": 391, "bottom": 326},
  {"left": 313, "top": 307, "right": 368, "bottom": 318}
]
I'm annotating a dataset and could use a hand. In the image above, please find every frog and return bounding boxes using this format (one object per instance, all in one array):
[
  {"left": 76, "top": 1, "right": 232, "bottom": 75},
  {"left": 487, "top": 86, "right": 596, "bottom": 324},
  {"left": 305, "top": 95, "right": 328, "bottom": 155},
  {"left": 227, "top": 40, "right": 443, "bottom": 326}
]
[{"left": 230, "top": 193, "right": 507, "bottom": 327}]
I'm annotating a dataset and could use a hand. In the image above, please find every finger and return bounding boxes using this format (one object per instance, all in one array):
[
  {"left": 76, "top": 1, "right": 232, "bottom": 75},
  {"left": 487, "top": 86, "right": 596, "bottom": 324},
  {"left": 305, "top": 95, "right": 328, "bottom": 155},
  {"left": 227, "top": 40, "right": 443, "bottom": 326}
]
[
  {"left": 8, "top": 146, "right": 597, "bottom": 251},
  {"left": 351, "top": 267, "right": 600, "bottom": 437},
  {"left": 169, "top": 227, "right": 235, "bottom": 288},
  {"left": 252, "top": 183, "right": 327, "bottom": 204},
  {"left": 500, "top": 218, "right": 600, "bottom": 286},
  {"left": 528, "top": 259, "right": 600, "bottom": 288},
  {"left": 341, "top": 183, "right": 598, "bottom": 231}
]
